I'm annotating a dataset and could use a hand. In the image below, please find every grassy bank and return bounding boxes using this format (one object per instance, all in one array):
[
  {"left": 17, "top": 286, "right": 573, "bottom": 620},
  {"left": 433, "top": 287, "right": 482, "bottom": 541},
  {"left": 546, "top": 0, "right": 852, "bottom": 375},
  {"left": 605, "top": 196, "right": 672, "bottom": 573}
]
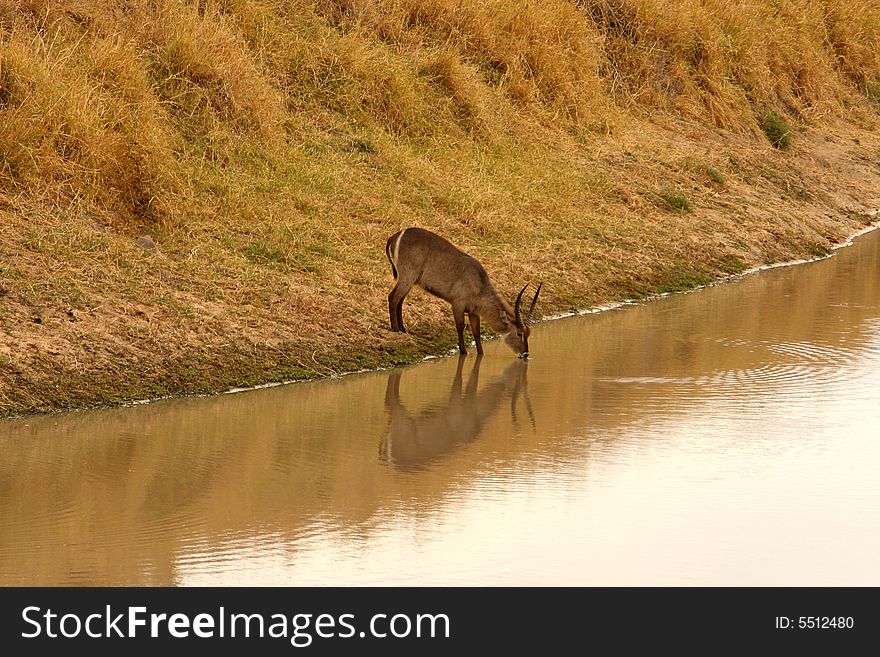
[{"left": 2, "top": 0, "right": 880, "bottom": 417}]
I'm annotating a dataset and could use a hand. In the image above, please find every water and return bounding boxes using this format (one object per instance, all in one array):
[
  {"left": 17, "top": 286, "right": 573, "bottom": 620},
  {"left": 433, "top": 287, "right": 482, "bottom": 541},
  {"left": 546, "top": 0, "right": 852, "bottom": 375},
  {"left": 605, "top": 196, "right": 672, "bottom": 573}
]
[{"left": 1, "top": 231, "right": 879, "bottom": 586}]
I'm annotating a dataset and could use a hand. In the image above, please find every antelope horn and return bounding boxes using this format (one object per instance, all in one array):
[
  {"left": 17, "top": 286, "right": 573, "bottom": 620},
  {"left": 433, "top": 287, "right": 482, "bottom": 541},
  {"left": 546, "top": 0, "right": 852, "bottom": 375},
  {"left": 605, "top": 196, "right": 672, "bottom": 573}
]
[
  {"left": 525, "top": 282, "right": 542, "bottom": 327},
  {"left": 513, "top": 284, "right": 528, "bottom": 329}
]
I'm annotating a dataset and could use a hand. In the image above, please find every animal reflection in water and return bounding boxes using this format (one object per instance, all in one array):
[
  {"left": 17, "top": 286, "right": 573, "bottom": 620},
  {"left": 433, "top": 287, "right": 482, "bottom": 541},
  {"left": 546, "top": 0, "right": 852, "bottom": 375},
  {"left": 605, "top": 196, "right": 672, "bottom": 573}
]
[{"left": 380, "top": 356, "right": 534, "bottom": 470}]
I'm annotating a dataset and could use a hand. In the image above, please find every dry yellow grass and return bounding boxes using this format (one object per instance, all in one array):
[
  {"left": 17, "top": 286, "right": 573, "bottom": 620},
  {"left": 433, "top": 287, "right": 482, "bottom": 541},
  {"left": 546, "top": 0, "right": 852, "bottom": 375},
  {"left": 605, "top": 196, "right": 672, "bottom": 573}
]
[{"left": 1, "top": 0, "right": 880, "bottom": 416}]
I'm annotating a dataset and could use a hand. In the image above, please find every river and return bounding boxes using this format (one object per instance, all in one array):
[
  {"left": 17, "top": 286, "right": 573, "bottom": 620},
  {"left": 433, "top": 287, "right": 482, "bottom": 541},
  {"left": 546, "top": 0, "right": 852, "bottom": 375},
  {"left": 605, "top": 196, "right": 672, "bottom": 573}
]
[{"left": 1, "top": 230, "right": 878, "bottom": 585}]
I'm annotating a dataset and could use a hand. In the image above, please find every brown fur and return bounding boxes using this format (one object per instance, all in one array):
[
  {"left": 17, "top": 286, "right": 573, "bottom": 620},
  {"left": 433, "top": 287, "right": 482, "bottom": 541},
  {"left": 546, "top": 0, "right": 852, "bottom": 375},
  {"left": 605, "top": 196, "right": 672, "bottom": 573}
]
[{"left": 386, "top": 227, "right": 538, "bottom": 356}]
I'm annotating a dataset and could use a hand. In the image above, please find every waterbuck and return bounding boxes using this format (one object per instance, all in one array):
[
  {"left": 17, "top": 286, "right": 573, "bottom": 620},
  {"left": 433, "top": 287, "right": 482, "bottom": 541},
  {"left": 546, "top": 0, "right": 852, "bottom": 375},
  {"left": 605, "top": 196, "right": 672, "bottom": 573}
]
[{"left": 385, "top": 227, "right": 541, "bottom": 357}]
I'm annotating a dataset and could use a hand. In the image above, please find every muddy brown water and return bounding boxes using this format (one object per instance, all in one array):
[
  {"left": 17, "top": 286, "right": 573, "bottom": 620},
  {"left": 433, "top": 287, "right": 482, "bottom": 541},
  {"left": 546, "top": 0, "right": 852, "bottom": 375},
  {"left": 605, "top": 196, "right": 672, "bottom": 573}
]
[{"left": 2, "top": 231, "right": 879, "bottom": 586}]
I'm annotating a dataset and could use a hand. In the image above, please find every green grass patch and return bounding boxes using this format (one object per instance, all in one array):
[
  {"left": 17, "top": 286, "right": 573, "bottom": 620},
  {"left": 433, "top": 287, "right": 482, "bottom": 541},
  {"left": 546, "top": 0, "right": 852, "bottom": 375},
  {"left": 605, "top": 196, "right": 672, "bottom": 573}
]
[
  {"left": 243, "top": 241, "right": 287, "bottom": 265},
  {"left": 865, "top": 80, "right": 880, "bottom": 104},
  {"left": 656, "top": 269, "right": 715, "bottom": 294},
  {"left": 761, "top": 110, "right": 792, "bottom": 150},
  {"left": 703, "top": 165, "right": 725, "bottom": 185},
  {"left": 720, "top": 255, "right": 746, "bottom": 274},
  {"left": 658, "top": 190, "right": 693, "bottom": 213},
  {"left": 807, "top": 242, "right": 831, "bottom": 258},
  {"left": 680, "top": 157, "right": 726, "bottom": 186}
]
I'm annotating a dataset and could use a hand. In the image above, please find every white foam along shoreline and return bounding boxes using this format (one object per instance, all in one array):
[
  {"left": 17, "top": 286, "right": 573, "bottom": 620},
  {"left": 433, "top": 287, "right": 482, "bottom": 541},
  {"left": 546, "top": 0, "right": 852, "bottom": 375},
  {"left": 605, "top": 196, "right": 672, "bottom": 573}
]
[{"left": 542, "top": 214, "right": 880, "bottom": 323}]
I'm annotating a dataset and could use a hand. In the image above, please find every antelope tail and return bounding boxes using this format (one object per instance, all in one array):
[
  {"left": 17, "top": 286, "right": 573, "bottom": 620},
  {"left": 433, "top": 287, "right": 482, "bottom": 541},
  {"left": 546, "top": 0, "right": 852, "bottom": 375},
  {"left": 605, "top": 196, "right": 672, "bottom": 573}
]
[{"left": 385, "top": 232, "right": 399, "bottom": 279}]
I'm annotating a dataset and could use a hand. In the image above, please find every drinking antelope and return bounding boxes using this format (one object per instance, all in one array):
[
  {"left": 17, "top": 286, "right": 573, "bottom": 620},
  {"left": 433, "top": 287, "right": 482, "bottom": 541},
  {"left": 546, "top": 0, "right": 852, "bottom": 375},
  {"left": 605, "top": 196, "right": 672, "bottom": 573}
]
[{"left": 385, "top": 227, "right": 541, "bottom": 357}]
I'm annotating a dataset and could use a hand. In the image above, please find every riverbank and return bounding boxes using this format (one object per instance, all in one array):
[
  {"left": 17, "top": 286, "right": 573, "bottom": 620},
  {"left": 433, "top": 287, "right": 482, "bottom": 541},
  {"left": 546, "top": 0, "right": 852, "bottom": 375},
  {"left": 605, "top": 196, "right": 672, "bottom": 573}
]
[{"left": 2, "top": 1, "right": 880, "bottom": 418}]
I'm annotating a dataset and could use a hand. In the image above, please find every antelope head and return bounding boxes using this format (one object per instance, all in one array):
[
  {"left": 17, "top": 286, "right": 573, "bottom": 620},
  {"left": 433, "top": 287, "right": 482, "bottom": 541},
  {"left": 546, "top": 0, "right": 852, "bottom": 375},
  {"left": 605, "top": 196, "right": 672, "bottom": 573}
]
[{"left": 503, "top": 282, "right": 542, "bottom": 358}]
